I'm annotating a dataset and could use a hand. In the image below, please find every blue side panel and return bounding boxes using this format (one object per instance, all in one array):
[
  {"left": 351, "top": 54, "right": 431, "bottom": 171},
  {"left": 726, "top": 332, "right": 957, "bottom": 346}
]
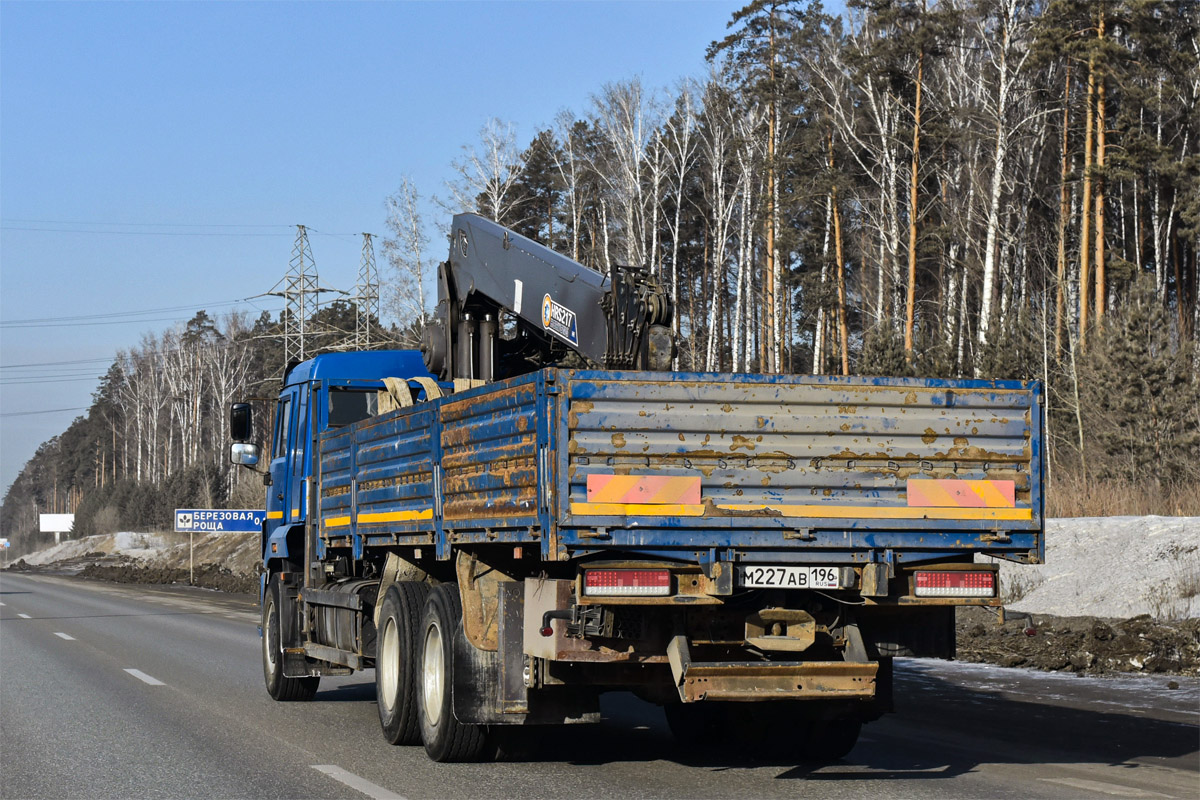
[
  {"left": 353, "top": 405, "right": 438, "bottom": 542},
  {"left": 319, "top": 400, "right": 439, "bottom": 556},
  {"left": 438, "top": 372, "right": 547, "bottom": 540},
  {"left": 553, "top": 369, "right": 1044, "bottom": 562}
]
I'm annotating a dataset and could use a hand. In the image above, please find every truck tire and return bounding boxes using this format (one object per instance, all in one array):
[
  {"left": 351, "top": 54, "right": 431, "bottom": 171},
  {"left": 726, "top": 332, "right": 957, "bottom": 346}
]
[
  {"left": 801, "top": 719, "right": 862, "bottom": 762},
  {"left": 417, "top": 583, "right": 487, "bottom": 762},
  {"left": 376, "top": 581, "right": 429, "bottom": 745},
  {"left": 262, "top": 574, "right": 319, "bottom": 701}
]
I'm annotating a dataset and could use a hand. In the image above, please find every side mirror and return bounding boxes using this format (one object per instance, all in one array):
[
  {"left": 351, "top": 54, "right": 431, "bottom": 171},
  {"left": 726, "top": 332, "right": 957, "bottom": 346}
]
[
  {"left": 230, "top": 442, "right": 260, "bottom": 467},
  {"left": 231, "top": 402, "right": 252, "bottom": 442}
]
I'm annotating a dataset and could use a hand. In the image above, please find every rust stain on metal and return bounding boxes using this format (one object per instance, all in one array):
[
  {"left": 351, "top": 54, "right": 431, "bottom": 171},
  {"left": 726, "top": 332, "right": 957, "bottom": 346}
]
[
  {"left": 838, "top": 405, "right": 858, "bottom": 414},
  {"left": 611, "top": 432, "right": 626, "bottom": 449},
  {"left": 730, "top": 435, "right": 756, "bottom": 452},
  {"left": 567, "top": 399, "right": 594, "bottom": 429},
  {"left": 721, "top": 403, "right": 733, "bottom": 413},
  {"left": 904, "top": 391, "right": 918, "bottom": 405},
  {"left": 922, "top": 427, "right": 938, "bottom": 445},
  {"left": 756, "top": 416, "right": 767, "bottom": 428},
  {"left": 840, "top": 423, "right": 851, "bottom": 432}
]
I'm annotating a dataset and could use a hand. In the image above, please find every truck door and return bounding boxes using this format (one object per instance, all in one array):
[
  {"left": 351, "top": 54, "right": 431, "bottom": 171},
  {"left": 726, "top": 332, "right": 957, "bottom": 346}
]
[
  {"left": 267, "top": 389, "right": 297, "bottom": 534},
  {"left": 288, "top": 383, "right": 310, "bottom": 525}
]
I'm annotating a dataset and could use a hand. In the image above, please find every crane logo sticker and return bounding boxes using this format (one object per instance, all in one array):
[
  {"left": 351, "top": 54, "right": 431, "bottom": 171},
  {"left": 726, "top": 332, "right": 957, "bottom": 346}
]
[{"left": 541, "top": 293, "right": 579, "bottom": 346}]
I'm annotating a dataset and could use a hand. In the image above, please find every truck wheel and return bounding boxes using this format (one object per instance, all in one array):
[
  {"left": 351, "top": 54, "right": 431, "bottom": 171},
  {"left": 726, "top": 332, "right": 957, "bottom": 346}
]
[
  {"left": 801, "top": 719, "right": 862, "bottom": 762},
  {"left": 262, "top": 574, "right": 319, "bottom": 701},
  {"left": 376, "top": 581, "right": 429, "bottom": 745},
  {"left": 417, "top": 583, "right": 487, "bottom": 762}
]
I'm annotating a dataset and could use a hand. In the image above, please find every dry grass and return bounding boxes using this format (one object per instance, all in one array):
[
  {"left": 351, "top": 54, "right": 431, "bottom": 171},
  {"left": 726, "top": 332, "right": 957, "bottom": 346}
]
[
  {"left": 1047, "top": 472, "right": 1200, "bottom": 517},
  {"left": 1000, "top": 570, "right": 1045, "bottom": 604}
]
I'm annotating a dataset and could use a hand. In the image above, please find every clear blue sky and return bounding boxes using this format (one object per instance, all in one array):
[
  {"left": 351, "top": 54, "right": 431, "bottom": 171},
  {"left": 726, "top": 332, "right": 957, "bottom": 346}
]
[{"left": 1, "top": 0, "right": 844, "bottom": 499}]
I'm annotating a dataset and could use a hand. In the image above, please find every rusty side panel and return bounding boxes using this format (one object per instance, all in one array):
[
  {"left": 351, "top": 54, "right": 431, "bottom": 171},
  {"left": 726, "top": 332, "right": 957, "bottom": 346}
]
[
  {"left": 319, "top": 426, "right": 354, "bottom": 525},
  {"left": 440, "top": 380, "right": 540, "bottom": 525},
  {"left": 319, "top": 403, "right": 437, "bottom": 540},
  {"left": 563, "top": 373, "right": 1041, "bottom": 533}
]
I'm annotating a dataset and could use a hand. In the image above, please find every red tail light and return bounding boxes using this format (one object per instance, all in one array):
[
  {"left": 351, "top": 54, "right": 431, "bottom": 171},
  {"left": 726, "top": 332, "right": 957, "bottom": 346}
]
[
  {"left": 583, "top": 569, "right": 671, "bottom": 597},
  {"left": 913, "top": 570, "right": 995, "bottom": 597}
]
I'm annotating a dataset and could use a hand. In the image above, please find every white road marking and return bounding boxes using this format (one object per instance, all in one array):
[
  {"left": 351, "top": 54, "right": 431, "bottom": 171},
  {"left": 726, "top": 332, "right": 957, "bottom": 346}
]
[
  {"left": 311, "top": 765, "right": 406, "bottom": 800},
  {"left": 1040, "top": 777, "right": 1171, "bottom": 797},
  {"left": 18, "top": 613, "right": 31, "bottom": 619},
  {"left": 124, "top": 669, "right": 165, "bottom": 686},
  {"left": 0, "top": 601, "right": 6, "bottom": 605},
  {"left": 54, "top": 632, "right": 76, "bottom": 640}
]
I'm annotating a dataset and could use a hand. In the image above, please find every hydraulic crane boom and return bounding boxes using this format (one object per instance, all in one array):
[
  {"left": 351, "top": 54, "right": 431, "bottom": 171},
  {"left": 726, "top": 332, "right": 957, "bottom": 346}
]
[{"left": 421, "top": 213, "right": 673, "bottom": 381}]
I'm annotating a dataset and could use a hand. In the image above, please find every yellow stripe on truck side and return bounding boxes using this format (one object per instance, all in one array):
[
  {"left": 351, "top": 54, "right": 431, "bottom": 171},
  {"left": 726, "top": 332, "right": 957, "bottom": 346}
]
[
  {"left": 266, "top": 511, "right": 283, "bottom": 520},
  {"left": 323, "top": 508, "right": 434, "bottom": 529},
  {"left": 572, "top": 502, "right": 706, "bottom": 517},
  {"left": 570, "top": 502, "right": 1031, "bottom": 521}
]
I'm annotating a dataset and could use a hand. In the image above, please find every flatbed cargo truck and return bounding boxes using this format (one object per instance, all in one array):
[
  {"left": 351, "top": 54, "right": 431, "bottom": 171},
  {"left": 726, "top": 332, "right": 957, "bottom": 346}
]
[{"left": 231, "top": 215, "right": 1044, "bottom": 762}]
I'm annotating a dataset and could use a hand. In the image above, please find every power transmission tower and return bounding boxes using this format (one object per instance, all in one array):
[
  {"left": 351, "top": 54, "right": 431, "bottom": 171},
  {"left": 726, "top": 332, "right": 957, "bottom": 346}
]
[
  {"left": 355, "top": 233, "right": 380, "bottom": 349},
  {"left": 267, "top": 225, "right": 343, "bottom": 364}
]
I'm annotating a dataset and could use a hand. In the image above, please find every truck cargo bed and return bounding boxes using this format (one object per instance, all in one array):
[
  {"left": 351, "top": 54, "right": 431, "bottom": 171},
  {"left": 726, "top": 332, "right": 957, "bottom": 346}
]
[{"left": 318, "top": 369, "right": 1043, "bottom": 565}]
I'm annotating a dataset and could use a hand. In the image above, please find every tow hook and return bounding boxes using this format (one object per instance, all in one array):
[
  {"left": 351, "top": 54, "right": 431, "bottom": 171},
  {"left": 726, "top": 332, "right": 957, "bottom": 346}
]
[{"left": 540, "top": 609, "right": 573, "bottom": 637}]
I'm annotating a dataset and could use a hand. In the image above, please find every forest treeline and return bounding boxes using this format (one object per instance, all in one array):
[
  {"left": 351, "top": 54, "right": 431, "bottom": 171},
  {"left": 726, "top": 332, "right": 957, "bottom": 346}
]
[{"left": 3, "top": 0, "right": 1198, "bottom": 556}]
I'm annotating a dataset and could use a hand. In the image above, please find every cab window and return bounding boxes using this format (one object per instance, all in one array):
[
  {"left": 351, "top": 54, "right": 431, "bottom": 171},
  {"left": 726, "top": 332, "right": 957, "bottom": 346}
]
[
  {"left": 273, "top": 397, "right": 292, "bottom": 458},
  {"left": 328, "top": 388, "right": 378, "bottom": 428}
]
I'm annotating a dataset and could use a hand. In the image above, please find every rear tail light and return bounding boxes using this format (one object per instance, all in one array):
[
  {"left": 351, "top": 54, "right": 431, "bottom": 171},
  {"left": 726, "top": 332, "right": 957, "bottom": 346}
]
[
  {"left": 913, "top": 570, "right": 996, "bottom": 598},
  {"left": 583, "top": 569, "right": 671, "bottom": 597}
]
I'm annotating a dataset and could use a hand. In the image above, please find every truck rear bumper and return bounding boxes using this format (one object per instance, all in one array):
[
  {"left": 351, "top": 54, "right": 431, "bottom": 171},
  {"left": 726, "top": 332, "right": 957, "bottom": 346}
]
[{"left": 667, "top": 635, "right": 878, "bottom": 702}]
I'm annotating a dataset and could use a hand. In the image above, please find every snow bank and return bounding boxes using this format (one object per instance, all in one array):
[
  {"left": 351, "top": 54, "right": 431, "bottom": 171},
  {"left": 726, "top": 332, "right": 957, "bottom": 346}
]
[
  {"left": 21, "top": 531, "right": 168, "bottom": 566},
  {"left": 998, "top": 517, "right": 1200, "bottom": 620}
]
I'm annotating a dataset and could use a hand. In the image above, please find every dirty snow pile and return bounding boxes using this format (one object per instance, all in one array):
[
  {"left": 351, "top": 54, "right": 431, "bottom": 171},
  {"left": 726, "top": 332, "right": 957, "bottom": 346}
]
[
  {"left": 994, "top": 517, "right": 1200, "bottom": 620},
  {"left": 15, "top": 530, "right": 259, "bottom": 576},
  {"left": 20, "top": 531, "right": 169, "bottom": 565}
]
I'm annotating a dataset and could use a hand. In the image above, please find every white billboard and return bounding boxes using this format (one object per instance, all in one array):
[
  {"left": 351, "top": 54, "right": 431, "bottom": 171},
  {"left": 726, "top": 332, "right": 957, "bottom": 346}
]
[{"left": 39, "top": 513, "right": 75, "bottom": 533}]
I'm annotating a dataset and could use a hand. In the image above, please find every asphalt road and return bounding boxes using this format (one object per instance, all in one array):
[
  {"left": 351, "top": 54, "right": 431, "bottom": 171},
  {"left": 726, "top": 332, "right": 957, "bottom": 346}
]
[{"left": 2, "top": 571, "right": 1197, "bottom": 800}]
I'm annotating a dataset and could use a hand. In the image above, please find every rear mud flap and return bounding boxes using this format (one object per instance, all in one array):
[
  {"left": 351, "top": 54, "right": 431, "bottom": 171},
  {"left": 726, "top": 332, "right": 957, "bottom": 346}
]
[{"left": 452, "top": 587, "right": 599, "bottom": 726}]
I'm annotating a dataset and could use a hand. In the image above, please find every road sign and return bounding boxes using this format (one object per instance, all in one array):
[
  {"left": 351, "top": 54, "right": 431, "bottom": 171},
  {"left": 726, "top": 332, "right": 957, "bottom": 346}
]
[
  {"left": 0, "top": 538, "right": 9, "bottom": 548},
  {"left": 174, "top": 509, "right": 265, "bottom": 534}
]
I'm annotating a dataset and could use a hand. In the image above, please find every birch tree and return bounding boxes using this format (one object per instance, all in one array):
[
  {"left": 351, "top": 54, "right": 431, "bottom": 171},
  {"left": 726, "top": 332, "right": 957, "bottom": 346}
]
[
  {"left": 382, "top": 176, "right": 432, "bottom": 344},
  {"left": 443, "top": 118, "right": 527, "bottom": 225}
]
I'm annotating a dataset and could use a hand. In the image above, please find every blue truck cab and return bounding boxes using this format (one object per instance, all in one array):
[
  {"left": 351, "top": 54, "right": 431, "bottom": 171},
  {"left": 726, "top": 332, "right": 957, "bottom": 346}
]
[{"left": 258, "top": 351, "right": 438, "bottom": 576}]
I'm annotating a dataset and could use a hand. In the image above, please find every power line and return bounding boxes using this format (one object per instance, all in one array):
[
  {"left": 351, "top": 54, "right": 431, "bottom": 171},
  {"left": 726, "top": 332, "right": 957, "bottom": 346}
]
[
  {"left": 0, "top": 406, "right": 89, "bottom": 417},
  {"left": 0, "top": 376, "right": 105, "bottom": 386},
  {"left": 0, "top": 357, "right": 116, "bottom": 370},
  {"left": 1, "top": 316, "right": 204, "bottom": 330},
  {"left": 2, "top": 218, "right": 292, "bottom": 229},
  {"left": 1, "top": 226, "right": 292, "bottom": 237},
  {"left": 0, "top": 297, "right": 281, "bottom": 328}
]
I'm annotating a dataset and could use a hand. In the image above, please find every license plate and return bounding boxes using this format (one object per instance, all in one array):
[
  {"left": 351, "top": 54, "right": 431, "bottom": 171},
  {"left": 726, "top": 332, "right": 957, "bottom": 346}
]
[{"left": 738, "top": 565, "right": 841, "bottom": 589}]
